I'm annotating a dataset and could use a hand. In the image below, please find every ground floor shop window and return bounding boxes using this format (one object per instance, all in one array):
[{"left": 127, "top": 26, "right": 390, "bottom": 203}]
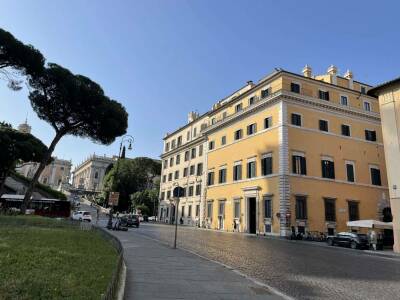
[{"left": 327, "top": 227, "right": 335, "bottom": 236}]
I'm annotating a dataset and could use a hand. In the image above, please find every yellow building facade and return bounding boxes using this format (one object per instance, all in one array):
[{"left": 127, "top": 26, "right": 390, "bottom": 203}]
[{"left": 160, "top": 65, "right": 390, "bottom": 237}]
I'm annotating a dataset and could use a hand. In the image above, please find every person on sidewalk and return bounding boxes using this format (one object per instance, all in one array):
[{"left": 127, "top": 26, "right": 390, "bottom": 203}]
[{"left": 370, "top": 230, "right": 377, "bottom": 251}]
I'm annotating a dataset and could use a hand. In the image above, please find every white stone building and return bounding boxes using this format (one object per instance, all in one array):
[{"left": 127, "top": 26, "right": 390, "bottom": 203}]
[{"left": 72, "top": 154, "right": 115, "bottom": 192}]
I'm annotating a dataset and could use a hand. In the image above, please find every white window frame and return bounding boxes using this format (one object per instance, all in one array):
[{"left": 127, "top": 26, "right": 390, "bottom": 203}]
[
  {"left": 292, "top": 151, "right": 305, "bottom": 157},
  {"left": 234, "top": 160, "right": 242, "bottom": 166},
  {"left": 233, "top": 199, "right": 241, "bottom": 220},
  {"left": 345, "top": 160, "right": 356, "bottom": 182},
  {"left": 290, "top": 81, "right": 302, "bottom": 93},
  {"left": 221, "top": 135, "right": 226, "bottom": 145},
  {"left": 248, "top": 95, "right": 256, "bottom": 106},
  {"left": 264, "top": 116, "right": 272, "bottom": 129},
  {"left": 363, "top": 100, "right": 371, "bottom": 112},
  {"left": 235, "top": 103, "right": 243, "bottom": 113},
  {"left": 321, "top": 155, "right": 334, "bottom": 162},
  {"left": 261, "top": 85, "right": 271, "bottom": 98},
  {"left": 341, "top": 123, "right": 351, "bottom": 136},
  {"left": 318, "top": 119, "right": 329, "bottom": 132},
  {"left": 291, "top": 112, "right": 303, "bottom": 127},
  {"left": 261, "top": 152, "right": 272, "bottom": 159},
  {"left": 340, "top": 94, "right": 349, "bottom": 106},
  {"left": 369, "top": 164, "right": 380, "bottom": 185}
]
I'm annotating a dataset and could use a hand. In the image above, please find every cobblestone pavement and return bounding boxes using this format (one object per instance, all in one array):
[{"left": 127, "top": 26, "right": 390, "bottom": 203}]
[{"left": 132, "top": 223, "right": 400, "bottom": 300}]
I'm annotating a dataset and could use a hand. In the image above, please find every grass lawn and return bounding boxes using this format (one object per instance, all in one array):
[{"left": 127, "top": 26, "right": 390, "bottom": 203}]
[{"left": 0, "top": 216, "right": 119, "bottom": 300}]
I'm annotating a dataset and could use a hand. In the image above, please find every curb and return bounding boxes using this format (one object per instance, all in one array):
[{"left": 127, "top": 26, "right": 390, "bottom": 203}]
[{"left": 116, "top": 260, "right": 127, "bottom": 300}]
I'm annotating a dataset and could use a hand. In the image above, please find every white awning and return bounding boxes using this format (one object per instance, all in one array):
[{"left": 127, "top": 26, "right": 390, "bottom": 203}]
[{"left": 346, "top": 219, "right": 393, "bottom": 229}]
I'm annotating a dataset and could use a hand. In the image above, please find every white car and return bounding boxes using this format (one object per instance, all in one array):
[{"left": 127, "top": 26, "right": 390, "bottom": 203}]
[{"left": 72, "top": 211, "right": 92, "bottom": 222}]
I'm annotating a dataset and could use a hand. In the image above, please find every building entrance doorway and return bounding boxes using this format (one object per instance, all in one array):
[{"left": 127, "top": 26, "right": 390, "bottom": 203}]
[{"left": 248, "top": 197, "right": 256, "bottom": 234}]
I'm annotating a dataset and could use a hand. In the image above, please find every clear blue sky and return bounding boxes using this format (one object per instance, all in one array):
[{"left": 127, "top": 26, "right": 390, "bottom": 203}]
[{"left": 1, "top": 0, "right": 399, "bottom": 168}]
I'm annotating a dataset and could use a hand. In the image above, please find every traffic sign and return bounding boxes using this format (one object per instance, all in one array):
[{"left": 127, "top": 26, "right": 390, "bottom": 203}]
[
  {"left": 108, "top": 192, "right": 120, "bottom": 206},
  {"left": 173, "top": 186, "right": 185, "bottom": 198}
]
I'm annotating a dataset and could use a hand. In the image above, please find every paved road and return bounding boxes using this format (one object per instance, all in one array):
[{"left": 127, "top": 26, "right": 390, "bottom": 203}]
[{"left": 130, "top": 223, "right": 400, "bottom": 300}]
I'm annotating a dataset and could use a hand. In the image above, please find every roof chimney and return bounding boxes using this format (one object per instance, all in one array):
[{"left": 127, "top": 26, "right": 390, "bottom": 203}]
[
  {"left": 302, "top": 65, "right": 312, "bottom": 78},
  {"left": 327, "top": 65, "right": 337, "bottom": 75},
  {"left": 247, "top": 80, "right": 254, "bottom": 87}
]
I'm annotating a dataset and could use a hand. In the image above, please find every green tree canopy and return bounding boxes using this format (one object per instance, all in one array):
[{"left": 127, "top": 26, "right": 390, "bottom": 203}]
[
  {"left": 0, "top": 122, "right": 48, "bottom": 195},
  {"left": 0, "top": 28, "right": 45, "bottom": 90},
  {"left": 103, "top": 157, "right": 161, "bottom": 211},
  {"left": 130, "top": 189, "right": 159, "bottom": 216},
  {"left": 23, "top": 63, "right": 128, "bottom": 210}
]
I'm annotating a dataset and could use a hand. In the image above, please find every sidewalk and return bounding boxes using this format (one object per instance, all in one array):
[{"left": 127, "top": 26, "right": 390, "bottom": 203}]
[{"left": 110, "top": 231, "right": 284, "bottom": 300}]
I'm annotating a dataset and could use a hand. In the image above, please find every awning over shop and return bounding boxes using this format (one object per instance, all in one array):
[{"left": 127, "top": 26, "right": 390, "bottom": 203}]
[{"left": 346, "top": 220, "right": 393, "bottom": 229}]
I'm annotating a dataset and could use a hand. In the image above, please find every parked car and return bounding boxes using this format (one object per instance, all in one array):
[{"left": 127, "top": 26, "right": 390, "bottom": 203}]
[
  {"left": 327, "top": 232, "right": 369, "bottom": 249},
  {"left": 148, "top": 216, "right": 157, "bottom": 222},
  {"left": 72, "top": 211, "right": 92, "bottom": 222},
  {"left": 126, "top": 214, "right": 140, "bottom": 228}
]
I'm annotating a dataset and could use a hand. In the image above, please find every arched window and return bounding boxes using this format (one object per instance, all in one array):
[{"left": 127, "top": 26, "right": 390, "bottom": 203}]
[{"left": 94, "top": 171, "right": 99, "bottom": 179}]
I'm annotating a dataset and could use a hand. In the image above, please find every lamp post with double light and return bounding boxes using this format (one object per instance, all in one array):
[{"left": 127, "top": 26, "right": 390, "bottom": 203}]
[{"left": 107, "top": 134, "right": 134, "bottom": 229}]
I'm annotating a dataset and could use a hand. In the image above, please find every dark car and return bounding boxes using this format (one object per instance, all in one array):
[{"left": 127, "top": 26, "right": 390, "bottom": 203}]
[
  {"left": 327, "top": 232, "right": 369, "bottom": 249},
  {"left": 126, "top": 215, "right": 140, "bottom": 228}
]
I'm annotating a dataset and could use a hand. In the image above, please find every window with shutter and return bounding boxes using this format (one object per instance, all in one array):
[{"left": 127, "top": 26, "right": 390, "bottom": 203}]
[
  {"left": 346, "top": 163, "right": 355, "bottom": 182},
  {"left": 341, "top": 125, "right": 350, "bottom": 136},
  {"left": 319, "top": 120, "right": 328, "bottom": 132},
  {"left": 295, "top": 196, "right": 307, "bottom": 219},
  {"left": 261, "top": 155, "right": 273, "bottom": 176},
  {"left": 292, "top": 155, "right": 307, "bottom": 175},
  {"left": 324, "top": 198, "right": 336, "bottom": 222},
  {"left": 321, "top": 160, "right": 335, "bottom": 179},
  {"left": 291, "top": 83, "right": 300, "bottom": 93},
  {"left": 370, "top": 167, "right": 381, "bottom": 186},
  {"left": 291, "top": 113, "right": 302, "bottom": 126}
]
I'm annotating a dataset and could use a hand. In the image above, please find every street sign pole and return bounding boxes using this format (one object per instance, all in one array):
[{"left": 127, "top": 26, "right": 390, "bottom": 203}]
[{"left": 171, "top": 185, "right": 184, "bottom": 249}]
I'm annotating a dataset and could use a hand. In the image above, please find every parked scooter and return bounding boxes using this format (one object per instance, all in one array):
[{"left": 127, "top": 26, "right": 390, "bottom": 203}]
[{"left": 112, "top": 215, "right": 128, "bottom": 231}]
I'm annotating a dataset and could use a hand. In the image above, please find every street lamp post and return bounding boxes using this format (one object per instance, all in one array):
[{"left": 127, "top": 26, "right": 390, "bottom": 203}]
[
  {"left": 170, "top": 183, "right": 184, "bottom": 249},
  {"left": 107, "top": 134, "right": 134, "bottom": 229}
]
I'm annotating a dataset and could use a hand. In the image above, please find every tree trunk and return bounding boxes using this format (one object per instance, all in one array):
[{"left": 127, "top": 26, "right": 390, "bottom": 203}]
[
  {"left": 0, "top": 170, "right": 9, "bottom": 198},
  {"left": 22, "top": 131, "right": 64, "bottom": 213}
]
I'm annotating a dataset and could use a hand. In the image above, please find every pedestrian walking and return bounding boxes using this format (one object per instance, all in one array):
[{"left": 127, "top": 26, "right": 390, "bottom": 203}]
[{"left": 370, "top": 230, "right": 377, "bottom": 250}]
